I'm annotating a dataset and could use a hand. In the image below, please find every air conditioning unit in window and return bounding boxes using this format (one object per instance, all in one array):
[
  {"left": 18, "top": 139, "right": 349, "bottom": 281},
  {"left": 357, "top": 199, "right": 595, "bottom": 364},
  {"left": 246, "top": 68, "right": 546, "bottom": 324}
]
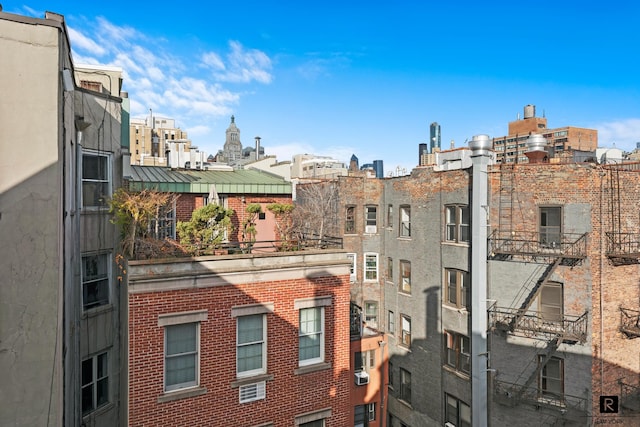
[
  {"left": 355, "top": 371, "right": 370, "bottom": 386},
  {"left": 365, "top": 225, "right": 377, "bottom": 234}
]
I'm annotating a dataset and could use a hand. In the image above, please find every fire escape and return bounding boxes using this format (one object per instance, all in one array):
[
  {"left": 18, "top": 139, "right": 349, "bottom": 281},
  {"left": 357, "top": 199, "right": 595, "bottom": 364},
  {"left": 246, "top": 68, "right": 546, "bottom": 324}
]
[
  {"left": 488, "top": 164, "right": 589, "bottom": 419},
  {"left": 604, "top": 167, "right": 640, "bottom": 340}
]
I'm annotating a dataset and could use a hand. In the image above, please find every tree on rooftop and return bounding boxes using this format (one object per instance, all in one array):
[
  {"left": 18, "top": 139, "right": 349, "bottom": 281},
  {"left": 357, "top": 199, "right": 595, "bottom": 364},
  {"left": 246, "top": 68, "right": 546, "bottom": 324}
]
[{"left": 176, "top": 203, "right": 234, "bottom": 256}]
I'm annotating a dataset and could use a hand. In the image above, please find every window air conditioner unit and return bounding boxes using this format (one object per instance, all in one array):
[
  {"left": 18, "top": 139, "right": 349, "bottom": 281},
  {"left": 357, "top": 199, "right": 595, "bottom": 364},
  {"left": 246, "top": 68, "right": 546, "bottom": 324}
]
[
  {"left": 355, "top": 371, "right": 370, "bottom": 386},
  {"left": 365, "top": 225, "right": 377, "bottom": 234}
]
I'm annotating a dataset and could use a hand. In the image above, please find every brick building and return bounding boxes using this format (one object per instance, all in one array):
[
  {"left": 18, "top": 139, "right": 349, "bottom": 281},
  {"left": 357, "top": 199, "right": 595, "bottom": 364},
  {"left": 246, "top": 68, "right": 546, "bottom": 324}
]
[
  {"left": 299, "top": 138, "right": 640, "bottom": 426},
  {"left": 492, "top": 104, "right": 598, "bottom": 164},
  {"left": 126, "top": 250, "right": 352, "bottom": 426}
]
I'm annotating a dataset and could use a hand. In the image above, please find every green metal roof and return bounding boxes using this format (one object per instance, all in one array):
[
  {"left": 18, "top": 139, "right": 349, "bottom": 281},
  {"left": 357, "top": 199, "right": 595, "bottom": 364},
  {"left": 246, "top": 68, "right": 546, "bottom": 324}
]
[{"left": 127, "top": 166, "right": 292, "bottom": 195}]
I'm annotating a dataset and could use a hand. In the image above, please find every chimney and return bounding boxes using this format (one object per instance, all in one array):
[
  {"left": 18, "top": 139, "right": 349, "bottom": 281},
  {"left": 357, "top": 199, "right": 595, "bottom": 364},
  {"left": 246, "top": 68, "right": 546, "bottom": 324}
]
[{"left": 254, "top": 136, "right": 261, "bottom": 160}]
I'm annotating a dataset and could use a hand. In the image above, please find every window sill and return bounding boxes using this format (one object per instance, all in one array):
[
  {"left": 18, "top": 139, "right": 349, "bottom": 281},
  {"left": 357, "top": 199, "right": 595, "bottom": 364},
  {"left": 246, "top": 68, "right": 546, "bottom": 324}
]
[
  {"left": 398, "top": 398, "right": 413, "bottom": 409},
  {"left": 441, "top": 241, "right": 470, "bottom": 247},
  {"left": 158, "top": 386, "right": 207, "bottom": 403},
  {"left": 294, "top": 361, "right": 331, "bottom": 375},
  {"left": 442, "top": 305, "right": 469, "bottom": 314},
  {"left": 231, "top": 373, "right": 274, "bottom": 388},
  {"left": 82, "top": 303, "right": 113, "bottom": 319},
  {"left": 397, "top": 236, "right": 412, "bottom": 240},
  {"left": 82, "top": 401, "right": 115, "bottom": 420},
  {"left": 442, "top": 365, "right": 470, "bottom": 380}
]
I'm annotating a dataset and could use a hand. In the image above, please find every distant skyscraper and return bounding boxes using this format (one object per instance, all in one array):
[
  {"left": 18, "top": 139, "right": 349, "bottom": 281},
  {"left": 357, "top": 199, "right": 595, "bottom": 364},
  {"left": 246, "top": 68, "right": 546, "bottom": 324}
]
[{"left": 430, "top": 122, "right": 441, "bottom": 153}]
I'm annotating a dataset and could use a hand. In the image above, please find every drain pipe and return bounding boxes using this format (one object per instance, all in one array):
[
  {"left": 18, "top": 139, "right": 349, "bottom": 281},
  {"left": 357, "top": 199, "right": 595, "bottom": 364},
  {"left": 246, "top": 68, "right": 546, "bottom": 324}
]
[{"left": 469, "top": 135, "right": 491, "bottom": 427}]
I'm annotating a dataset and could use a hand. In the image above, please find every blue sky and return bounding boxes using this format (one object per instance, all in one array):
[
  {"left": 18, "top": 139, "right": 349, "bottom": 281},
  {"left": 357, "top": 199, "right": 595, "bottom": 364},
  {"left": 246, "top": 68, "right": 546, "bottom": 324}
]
[{"left": 11, "top": 1, "right": 640, "bottom": 174}]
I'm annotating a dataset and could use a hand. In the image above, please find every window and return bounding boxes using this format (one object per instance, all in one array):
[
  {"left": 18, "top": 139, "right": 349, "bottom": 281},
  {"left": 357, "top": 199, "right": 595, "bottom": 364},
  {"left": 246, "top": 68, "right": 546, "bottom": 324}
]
[
  {"left": 237, "top": 314, "right": 266, "bottom": 377},
  {"left": 364, "top": 253, "right": 378, "bottom": 281},
  {"left": 345, "top": 206, "right": 356, "bottom": 233},
  {"left": 165, "top": 323, "right": 198, "bottom": 391},
  {"left": 445, "top": 205, "right": 470, "bottom": 243},
  {"left": 354, "top": 403, "right": 376, "bottom": 424},
  {"left": 354, "top": 349, "right": 375, "bottom": 373},
  {"left": 400, "top": 368, "right": 411, "bottom": 404},
  {"left": 539, "top": 282, "right": 563, "bottom": 322},
  {"left": 387, "top": 257, "right": 393, "bottom": 282},
  {"left": 539, "top": 356, "right": 564, "bottom": 400},
  {"left": 368, "top": 403, "right": 376, "bottom": 421},
  {"left": 445, "top": 269, "right": 469, "bottom": 310},
  {"left": 445, "top": 394, "right": 471, "bottom": 427},
  {"left": 399, "top": 205, "right": 411, "bottom": 237},
  {"left": 82, "top": 352, "right": 108, "bottom": 415},
  {"left": 388, "top": 310, "right": 395, "bottom": 334},
  {"left": 82, "top": 151, "right": 111, "bottom": 208},
  {"left": 82, "top": 253, "right": 110, "bottom": 310},
  {"left": 365, "top": 205, "right": 377, "bottom": 233},
  {"left": 388, "top": 362, "right": 394, "bottom": 389},
  {"left": 399, "top": 260, "right": 411, "bottom": 294},
  {"left": 299, "top": 307, "right": 324, "bottom": 366},
  {"left": 299, "top": 422, "right": 324, "bottom": 427},
  {"left": 347, "top": 253, "right": 357, "bottom": 282},
  {"left": 365, "top": 301, "right": 378, "bottom": 329},
  {"left": 540, "top": 206, "right": 561, "bottom": 247},
  {"left": 387, "top": 204, "right": 393, "bottom": 228},
  {"left": 149, "top": 201, "right": 176, "bottom": 240},
  {"left": 400, "top": 314, "right": 411, "bottom": 347},
  {"left": 445, "top": 331, "right": 470, "bottom": 374}
]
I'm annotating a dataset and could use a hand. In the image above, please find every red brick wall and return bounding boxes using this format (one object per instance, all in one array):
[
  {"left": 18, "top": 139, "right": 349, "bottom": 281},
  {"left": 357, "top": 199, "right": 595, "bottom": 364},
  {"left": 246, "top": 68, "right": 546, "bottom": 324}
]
[{"left": 128, "top": 271, "right": 351, "bottom": 426}]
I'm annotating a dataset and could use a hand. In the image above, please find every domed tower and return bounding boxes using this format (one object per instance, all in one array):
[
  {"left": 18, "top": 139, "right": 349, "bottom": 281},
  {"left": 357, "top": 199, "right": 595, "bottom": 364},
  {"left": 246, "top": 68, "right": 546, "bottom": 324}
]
[{"left": 223, "top": 115, "right": 242, "bottom": 163}]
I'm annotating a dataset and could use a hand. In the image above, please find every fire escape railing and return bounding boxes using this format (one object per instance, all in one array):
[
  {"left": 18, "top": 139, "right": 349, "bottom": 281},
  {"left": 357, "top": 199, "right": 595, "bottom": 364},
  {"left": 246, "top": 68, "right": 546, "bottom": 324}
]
[
  {"left": 489, "top": 231, "right": 587, "bottom": 261},
  {"left": 605, "top": 232, "right": 640, "bottom": 264},
  {"left": 494, "top": 379, "right": 589, "bottom": 414},
  {"left": 620, "top": 307, "right": 640, "bottom": 338},
  {"left": 489, "top": 306, "right": 588, "bottom": 343},
  {"left": 619, "top": 380, "right": 640, "bottom": 412}
]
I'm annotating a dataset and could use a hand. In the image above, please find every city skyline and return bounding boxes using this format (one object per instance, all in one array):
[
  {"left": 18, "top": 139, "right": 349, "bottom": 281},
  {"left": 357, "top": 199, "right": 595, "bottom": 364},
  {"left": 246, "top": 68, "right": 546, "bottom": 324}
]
[{"left": 13, "top": 1, "right": 640, "bottom": 173}]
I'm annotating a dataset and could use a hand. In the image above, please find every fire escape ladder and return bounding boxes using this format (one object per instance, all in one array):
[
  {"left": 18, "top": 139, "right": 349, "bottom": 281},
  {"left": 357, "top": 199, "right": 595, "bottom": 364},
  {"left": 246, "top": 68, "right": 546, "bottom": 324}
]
[
  {"left": 499, "top": 164, "right": 514, "bottom": 235},
  {"left": 513, "top": 257, "right": 563, "bottom": 328},
  {"left": 514, "top": 337, "right": 560, "bottom": 400}
]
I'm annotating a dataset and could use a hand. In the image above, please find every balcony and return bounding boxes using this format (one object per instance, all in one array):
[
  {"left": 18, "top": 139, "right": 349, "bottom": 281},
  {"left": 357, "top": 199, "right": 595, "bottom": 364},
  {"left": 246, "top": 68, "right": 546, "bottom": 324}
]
[
  {"left": 620, "top": 307, "right": 640, "bottom": 338},
  {"left": 605, "top": 232, "right": 640, "bottom": 265},
  {"left": 489, "top": 306, "right": 588, "bottom": 343},
  {"left": 619, "top": 380, "right": 640, "bottom": 413},
  {"left": 494, "top": 379, "right": 588, "bottom": 420},
  {"left": 489, "top": 231, "right": 587, "bottom": 263}
]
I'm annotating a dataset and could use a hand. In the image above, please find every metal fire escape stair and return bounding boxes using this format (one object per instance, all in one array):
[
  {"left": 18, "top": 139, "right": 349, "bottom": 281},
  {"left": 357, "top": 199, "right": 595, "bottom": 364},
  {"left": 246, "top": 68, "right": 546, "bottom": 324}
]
[
  {"left": 513, "top": 337, "right": 561, "bottom": 400},
  {"left": 512, "top": 257, "right": 563, "bottom": 329}
]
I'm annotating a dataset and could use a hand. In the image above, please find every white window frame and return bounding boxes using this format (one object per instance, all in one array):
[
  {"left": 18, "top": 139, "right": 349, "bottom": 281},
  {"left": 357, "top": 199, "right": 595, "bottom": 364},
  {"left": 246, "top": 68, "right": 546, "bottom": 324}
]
[
  {"left": 82, "top": 150, "right": 112, "bottom": 209},
  {"left": 81, "top": 351, "right": 109, "bottom": 415},
  {"left": 400, "top": 314, "right": 411, "bottom": 348},
  {"left": 399, "top": 205, "right": 411, "bottom": 237},
  {"left": 445, "top": 205, "right": 470, "bottom": 243},
  {"left": 298, "top": 307, "right": 325, "bottom": 366},
  {"left": 159, "top": 310, "right": 207, "bottom": 393},
  {"left": 365, "top": 205, "right": 377, "bottom": 233},
  {"left": 236, "top": 314, "right": 267, "bottom": 378},
  {"left": 400, "top": 260, "right": 411, "bottom": 294},
  {"left": 364, "top": 301, "right": 378, "bottom": 329},
  {"left": 364, "top": 252, "right": 379, "bottom": 282},
  {"left": 445, "top": 393, "right": 471, "bottom": 427},
  {"left": 82, "top": 252, "right": 111, "bottom": 311},
  {"left": 347, "top": 253, "right": 357, "bottom": 282}
]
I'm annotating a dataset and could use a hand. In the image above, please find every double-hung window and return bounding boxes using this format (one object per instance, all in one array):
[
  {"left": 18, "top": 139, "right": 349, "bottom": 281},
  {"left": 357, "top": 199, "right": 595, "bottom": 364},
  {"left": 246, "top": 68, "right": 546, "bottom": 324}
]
[
  {"left": 345, "top": 206, "right": 356, "bottom": 234},
  {"left": 399, "top": 205, "right": 411, "bottom": 237},
  {"left": 364, "top": 253, "right": 378, "bottom": 281},
  {"left": 365, "top": 205, "right": 377, "bottom": 234},
  {"left": 539, "top": 356, "right": 564, "bottom": 400},
  {"left": 159, "top": 310, "right": 207, "bottom": 393},
  {"left": 445, "top": 331, "right": 470, "bottom": 374},
  {"left": 354, "top": 349, "right": 375, "bottom": 373},
  {"left": 400, "top": 260, "right": 411, "bottom": 294},
  {"left": 539, "top": 206, "right": 562, "bottom": 248},
  {"left": 81, "top": 352, "right": 108, "bottom": 415},
  {"left": 299, "top": 307, "right": 325, "bottom": 366},
  {"left": 364, "top": 301, "right": 378, "bottom": 329},
  {"left": 82, "top": 151, "right": 111, "bottom": 209},
  {"left": 387, "top": 204, "right": 393, "bottom": 228},
  {"left": 445, "top": 205, "right": 470, "bottom": 243},
  {"left": 400, "top": 314, "right": 411, "bottom": 347},
  {"left": 539, "top": 282, "right": 563, "bottom": 322},
  {"left": 445, "top": 394, "right": 471, "bottom": 427},
  {"left": 400, "top": 368, "right": 411, "bottom": 404},
  {"left": 82, "top": 253, "right": 110, "bottom": 310},
  {"left": 388, "top": 310, "right": 395, "bottom": 334},
  {"left": 445, "top": 269, "right": 469, "bottom": 310},
  {"left": 236, "top": 314, "right": 266, "bottom": 377}
]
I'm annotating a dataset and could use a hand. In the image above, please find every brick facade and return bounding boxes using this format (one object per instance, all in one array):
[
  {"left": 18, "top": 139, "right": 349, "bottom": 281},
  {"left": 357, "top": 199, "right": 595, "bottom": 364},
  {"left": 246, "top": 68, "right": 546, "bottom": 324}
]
[{"left": 127, "top": 252, "right": 351, "bottom": 427}]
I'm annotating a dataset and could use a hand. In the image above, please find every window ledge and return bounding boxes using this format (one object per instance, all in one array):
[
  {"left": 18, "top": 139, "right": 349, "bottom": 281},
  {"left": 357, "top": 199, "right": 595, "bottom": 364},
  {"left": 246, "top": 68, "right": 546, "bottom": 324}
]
[
  {"left": 158, "top": 386, "right": 207, "bottom": 403},
  {"left": 398, "top": 398, "right": 413, "bottom": 409},
  {"left": 441, "top": 241, "right": 470, "bottom": 247},
  {"left": 443, "top": 365, "right": 470, "bottom": 380},
  {"left": 294, "top": 362, "right": 331, "bottom": 375},
  {"left": 231, "top": 373, "right": 274, "bottom": 388},
  {"left": 82, "top": 402, "right": 115, "bottom": 420},
  {"left": 442, "top": 305, "right": 469, "bottom": 314}
]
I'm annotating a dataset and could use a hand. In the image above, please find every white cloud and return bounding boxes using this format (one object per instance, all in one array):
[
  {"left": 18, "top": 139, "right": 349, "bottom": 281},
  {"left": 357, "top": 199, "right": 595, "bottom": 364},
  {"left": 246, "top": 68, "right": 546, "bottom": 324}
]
[
  {"left": 203, "top": 41, "right": 273, "bottom": 84},
  {"left": 68, "top": 27, "right": 107, "bottom": 56},
  {"left": 595, "top": 118, "right": 640, "bottom": 151}
]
